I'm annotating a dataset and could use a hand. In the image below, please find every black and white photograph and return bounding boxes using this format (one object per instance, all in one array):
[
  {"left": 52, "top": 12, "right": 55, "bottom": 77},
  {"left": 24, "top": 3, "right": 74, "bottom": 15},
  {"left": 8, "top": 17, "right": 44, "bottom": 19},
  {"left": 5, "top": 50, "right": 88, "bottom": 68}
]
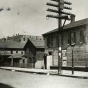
[{"left": 0, "top": 0, "right": 88, "bottom": 88}]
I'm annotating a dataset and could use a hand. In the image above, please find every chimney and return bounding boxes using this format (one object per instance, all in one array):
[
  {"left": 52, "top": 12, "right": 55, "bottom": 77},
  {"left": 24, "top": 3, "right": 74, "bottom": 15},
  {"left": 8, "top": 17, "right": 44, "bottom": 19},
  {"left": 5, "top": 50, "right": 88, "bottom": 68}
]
[{"left": 71, "top": 14, "right": 75, "bottom": 23}]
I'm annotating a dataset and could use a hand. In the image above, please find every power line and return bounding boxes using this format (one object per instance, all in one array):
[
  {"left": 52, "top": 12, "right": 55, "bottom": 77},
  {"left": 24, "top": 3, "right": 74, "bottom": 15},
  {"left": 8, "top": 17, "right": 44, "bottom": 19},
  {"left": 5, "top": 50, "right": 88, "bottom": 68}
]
[{"left": 0, "top": 1, "right": 57, "bottom": 36}]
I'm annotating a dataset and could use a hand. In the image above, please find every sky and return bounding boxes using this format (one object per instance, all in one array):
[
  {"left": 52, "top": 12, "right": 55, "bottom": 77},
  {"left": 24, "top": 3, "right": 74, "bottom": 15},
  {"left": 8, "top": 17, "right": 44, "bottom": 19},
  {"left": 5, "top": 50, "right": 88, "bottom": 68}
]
[{"left": 0, "top": 0, "right": 87, "bottom": 38}]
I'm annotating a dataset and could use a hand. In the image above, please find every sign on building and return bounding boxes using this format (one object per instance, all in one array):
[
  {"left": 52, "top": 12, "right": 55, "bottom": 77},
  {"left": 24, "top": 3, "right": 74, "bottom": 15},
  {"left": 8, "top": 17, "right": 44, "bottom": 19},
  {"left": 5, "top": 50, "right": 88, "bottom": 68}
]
[
  {"left": 67, "top": 45, "right": 88, "bottom": 66},
  {"left": 62, "top": 50, "right": 67, "bottom": 66}
]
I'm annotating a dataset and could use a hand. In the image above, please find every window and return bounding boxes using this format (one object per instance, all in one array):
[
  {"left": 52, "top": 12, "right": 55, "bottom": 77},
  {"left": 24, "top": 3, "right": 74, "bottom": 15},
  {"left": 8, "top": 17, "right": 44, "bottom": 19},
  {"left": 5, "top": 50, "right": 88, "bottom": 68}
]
[
  {"left": 19, "top": 39, "right": 21, "bottom": 42},
  {"left": 23, "top": 37, "right": 25, "bottom": 41},
  {"left": 28, "top": 57, "right": 33, "bottom": 63},
  {"left": 21, "top": 51, "right": 23, "bottom": 54},
  {"left": 68, "top": 38, "right": 70, "bottom": 45},
  {"left": 80, "top": 30, "right": 84, "bottom": 43},
  {"left": 11, "top": 51, "right": 13, "bottom": 54},
  {"left": 61, "top": 35, "right": 64, "bottom": 45},
  {"left": 56, "top": 34, "right": 58, "bottom": 47},
  {"left": 47, "top": 36, "right": 53, "bottom": 48},
  {"left": 71, "top": 32, "right": 76, "bottom": 44},
  {"left": 16, "top": 51, "right": 18, "bottom": 53},
  {"left": 23, "top": 59, "right": 25, "bottom": 63},
  {"left": 49, "top": 51, "right": 52, "bottom": 55},
  {"left": 53, "top": 34, "right": 58, "bottom": 47},
  {"left": 67, "top": 33, "right": 71, "bottom": 44}
]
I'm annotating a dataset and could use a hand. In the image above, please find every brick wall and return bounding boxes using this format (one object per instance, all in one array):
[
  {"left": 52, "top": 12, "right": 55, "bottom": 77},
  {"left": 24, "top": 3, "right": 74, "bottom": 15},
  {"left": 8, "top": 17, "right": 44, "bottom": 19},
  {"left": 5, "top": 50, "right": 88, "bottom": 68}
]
[
  {"left": 44, "top": 24, "right": 88, "bottom": 67},
  {"left": 53, "top": 49, "right": 58, "bottom": 66}
]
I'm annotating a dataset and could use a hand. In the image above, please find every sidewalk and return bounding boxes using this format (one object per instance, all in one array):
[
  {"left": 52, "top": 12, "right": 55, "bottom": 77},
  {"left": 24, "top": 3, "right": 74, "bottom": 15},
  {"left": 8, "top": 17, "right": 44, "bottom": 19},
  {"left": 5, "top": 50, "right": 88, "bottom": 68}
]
[
  {"left": 0, "top": 67, "right": 58, "bottom": 75},
  {"left": 0, "top": 67, "right": 88, "bottom": 79}
]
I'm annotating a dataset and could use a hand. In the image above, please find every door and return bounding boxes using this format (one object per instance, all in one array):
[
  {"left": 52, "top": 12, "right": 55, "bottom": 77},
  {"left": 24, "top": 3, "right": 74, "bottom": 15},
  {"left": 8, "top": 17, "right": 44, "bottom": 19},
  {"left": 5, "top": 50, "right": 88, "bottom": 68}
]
[{"left": 47, "top": 56, "right": 52, "bottom": 69}]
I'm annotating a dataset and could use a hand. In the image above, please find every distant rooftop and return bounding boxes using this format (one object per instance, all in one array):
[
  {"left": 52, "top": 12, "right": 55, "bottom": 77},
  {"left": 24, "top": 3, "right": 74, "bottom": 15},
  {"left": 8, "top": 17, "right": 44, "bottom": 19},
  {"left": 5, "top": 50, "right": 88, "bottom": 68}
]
[
  {"left": 0, "top": 34, "right": 44, "bottom": 49},
  {"left": 5, "top": 34, "right": 44, "bottom": 41},
  {"left": 0, "top": 40, "right": 25, "bottom": 49}
]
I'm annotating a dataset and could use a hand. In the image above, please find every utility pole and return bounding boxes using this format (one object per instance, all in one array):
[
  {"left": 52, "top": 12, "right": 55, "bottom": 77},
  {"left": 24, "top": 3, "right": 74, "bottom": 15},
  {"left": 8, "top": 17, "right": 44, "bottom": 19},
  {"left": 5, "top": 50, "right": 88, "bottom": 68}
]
[{"left": 46, "top": 0, "right": 72, "bottom": 75}]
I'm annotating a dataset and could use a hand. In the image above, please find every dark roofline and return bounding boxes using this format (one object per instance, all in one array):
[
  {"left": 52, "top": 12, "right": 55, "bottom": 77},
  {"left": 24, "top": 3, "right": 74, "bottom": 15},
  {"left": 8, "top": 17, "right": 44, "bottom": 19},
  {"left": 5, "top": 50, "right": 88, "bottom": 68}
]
[
  {"left": 42, "top": 18, "right": 88, "bottom": 36},
  {"left": 23, "top": 39, "right": 36, "bottom": 49},
  {"left": 23, "top": 39, "right": 44, "bottom": 49}
]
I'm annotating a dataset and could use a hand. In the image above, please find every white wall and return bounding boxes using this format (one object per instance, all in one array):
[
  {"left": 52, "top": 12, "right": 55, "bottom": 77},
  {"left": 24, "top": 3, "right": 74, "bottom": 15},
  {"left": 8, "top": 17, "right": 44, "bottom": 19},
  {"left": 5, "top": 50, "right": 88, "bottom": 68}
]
[
  {"left": 47, "top": 56, "right": 52, "bottom": 69},
  {"left": 35, "top": 60, "right": 44, "bottom": 69}
]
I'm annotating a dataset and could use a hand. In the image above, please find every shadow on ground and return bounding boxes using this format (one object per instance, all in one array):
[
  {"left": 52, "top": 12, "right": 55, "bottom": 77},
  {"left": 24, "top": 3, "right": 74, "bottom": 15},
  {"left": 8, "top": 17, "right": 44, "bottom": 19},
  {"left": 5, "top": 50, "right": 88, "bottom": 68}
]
[{"left": 0, "top": 83, "right": 14, "bottom": 88}]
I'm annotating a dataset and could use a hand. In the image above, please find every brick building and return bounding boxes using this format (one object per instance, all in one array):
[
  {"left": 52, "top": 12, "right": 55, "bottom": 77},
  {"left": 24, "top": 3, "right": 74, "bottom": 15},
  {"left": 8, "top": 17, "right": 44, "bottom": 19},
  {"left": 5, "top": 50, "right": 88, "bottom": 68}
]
[{"left": 43, "top": 17, "right": 88, "bottom": 70}]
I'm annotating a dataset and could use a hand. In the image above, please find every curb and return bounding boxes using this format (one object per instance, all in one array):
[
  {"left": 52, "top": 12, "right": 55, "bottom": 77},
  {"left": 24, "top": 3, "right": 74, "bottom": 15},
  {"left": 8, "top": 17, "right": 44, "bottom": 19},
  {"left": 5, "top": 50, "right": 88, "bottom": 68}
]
[
  {"left": 59, "top": 74, "right": 88, "bottom": 79},
  {"left": 0, "top": 68, "right": 48, "bottom": 75},
  {"left": 0, "top": 68, "right": 88, "bottom": 79}
]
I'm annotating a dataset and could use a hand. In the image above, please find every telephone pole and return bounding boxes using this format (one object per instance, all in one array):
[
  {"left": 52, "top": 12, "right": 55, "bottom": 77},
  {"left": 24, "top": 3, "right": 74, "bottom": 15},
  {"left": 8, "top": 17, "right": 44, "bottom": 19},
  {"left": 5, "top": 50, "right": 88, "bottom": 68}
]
[{"left": 46, "top": 0, "right": 72, "bottom": 75}]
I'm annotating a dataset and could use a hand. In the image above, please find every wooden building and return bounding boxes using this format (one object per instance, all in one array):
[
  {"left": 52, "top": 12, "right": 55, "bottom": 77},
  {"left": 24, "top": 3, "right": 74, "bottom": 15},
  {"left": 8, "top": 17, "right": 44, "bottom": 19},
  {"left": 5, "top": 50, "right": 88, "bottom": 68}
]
[
  {"left": 0, "top": 40, "right": 25, "bottom": 67},
  {"left": 23, "top": 38, "right": 45, "bottom": 69},
  {"left": 0, "top": 35, "right": 45, "bottom": 69}
]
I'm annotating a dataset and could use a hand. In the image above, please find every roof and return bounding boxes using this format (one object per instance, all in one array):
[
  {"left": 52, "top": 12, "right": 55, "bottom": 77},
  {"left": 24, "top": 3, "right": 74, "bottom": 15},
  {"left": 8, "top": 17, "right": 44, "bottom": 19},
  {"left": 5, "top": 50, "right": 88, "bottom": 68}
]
[
  {"left": 0, "top": 35, "right": 44, "bottom": 49},
  {"left": 43, "top": 18, "right": 88, "bottom": 35},
  {"left": 0, "top": 40, "right": 25, "bottom": 49},
  {"left": 29, "top": 38, "right": 44, "bottom": 48},
  {"left": 6, "top": 34, "right": 43, "bottom": 42}
]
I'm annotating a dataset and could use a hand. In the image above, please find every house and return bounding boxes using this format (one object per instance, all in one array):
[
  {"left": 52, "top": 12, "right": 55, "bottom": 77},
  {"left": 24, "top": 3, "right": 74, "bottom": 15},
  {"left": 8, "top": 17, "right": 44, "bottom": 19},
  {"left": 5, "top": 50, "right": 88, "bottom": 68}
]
[
  {"left": 43, "top": 17, "right": 88, "bottom": 70},
  {"left": 23, "top": 38, "right": 45, "bottom": 69},
  {"left": 0, "top": 40, "right": 25, "bottom": 67},
  {"left": 0, "top": 35, "right": 45, "bottom": 69}
]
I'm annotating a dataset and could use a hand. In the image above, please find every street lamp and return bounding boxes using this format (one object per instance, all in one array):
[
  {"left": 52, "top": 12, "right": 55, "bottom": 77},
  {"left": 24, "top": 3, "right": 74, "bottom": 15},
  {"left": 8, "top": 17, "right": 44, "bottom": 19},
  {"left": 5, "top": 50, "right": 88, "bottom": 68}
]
[{"left": 71, "top": 43, "right": 75, "bottom": 74}]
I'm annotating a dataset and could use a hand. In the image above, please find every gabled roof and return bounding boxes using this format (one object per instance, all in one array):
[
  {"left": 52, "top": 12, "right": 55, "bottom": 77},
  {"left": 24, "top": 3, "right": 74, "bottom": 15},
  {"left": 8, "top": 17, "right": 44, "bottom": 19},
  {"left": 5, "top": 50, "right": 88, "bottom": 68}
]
[
  {"left": 21, "top": 35, "right": 45, "bottom": 48},
  {"left": 0, "top": 40, "right": 25, "bottom": 49},
  {"left": 43, "top": 18, "right": 88, "bottom": 35},
  {"left": 24, "top": 38, "right": 44, "bottom": 48},
  {"left": 27, "top": 35, "right": 44, "bottom": 48},
  {"left": 29, "top": 38, "right": 44, "bottom": 48}
]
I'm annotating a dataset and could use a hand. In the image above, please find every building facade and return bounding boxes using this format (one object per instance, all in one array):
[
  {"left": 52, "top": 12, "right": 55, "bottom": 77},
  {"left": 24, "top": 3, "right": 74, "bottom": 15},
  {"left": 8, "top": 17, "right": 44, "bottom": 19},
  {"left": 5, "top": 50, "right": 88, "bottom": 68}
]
[
  {"left": 23, "top": 38, "right": 45, "bottom": 69},
  {"left": 0, "top": 40, "right": 25, "bottom": 67},
  {"left": 43, "top": 18, "right": 88, "bottom": 69}
]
